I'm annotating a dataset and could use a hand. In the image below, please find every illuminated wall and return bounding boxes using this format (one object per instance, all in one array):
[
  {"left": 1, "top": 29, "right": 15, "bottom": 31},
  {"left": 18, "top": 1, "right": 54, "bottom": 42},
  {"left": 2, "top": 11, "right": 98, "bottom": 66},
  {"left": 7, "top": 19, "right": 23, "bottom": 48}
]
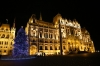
[
  {"left": 0, "top": 23, "right": 15, "bottom": 55},
  {"left": 25, "top": 14, "right": 95, "bottom": 55}
]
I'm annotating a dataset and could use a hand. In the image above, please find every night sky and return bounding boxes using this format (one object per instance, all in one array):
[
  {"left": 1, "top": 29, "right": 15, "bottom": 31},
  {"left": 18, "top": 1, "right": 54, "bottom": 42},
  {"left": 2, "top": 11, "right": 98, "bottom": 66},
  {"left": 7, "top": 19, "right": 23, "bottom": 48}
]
[{"left": 0, "top": 1, "right": 100, "bottom": 50}]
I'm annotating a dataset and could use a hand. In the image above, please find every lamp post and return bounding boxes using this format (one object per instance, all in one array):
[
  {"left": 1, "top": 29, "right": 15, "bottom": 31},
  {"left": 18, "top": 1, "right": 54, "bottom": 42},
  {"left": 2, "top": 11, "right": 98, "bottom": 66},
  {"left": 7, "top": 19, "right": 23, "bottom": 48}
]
[
  {"left": 37, "top": 26, "right": 39, "bottom": 52},
  {"left": 59, "top": 20, "right": 63, "bottom": 55}
]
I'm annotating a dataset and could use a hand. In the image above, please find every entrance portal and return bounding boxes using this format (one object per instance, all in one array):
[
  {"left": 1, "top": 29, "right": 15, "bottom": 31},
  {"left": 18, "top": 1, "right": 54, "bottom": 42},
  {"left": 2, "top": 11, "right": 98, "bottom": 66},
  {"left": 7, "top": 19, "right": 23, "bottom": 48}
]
[{"left": 30, "top": 45, "right": 37, "bottom": 55}]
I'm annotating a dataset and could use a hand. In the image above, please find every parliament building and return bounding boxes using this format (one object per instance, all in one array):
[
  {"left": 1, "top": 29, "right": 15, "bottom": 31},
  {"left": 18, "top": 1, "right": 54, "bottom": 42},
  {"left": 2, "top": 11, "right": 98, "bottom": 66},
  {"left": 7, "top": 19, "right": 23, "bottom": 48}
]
[
  {"left": 25, "top": 13, "right": 95, "bottom": 55},
  {"left": 0, "top": 13, "right": 95, "bottom": 55}
]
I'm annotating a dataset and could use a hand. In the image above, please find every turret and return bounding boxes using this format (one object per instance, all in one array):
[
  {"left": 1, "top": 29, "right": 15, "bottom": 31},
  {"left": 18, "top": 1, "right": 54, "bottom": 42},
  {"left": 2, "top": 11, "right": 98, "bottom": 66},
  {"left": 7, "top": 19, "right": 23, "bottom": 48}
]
[
  {"left": 11, "top": 18, "right": 16, "bottom": 39},
  {"left": 29, "top": 14, "right": 36, "bottom": 23},
  {"left": 53, "top": 13, "right": 62, "bottom": 25}
]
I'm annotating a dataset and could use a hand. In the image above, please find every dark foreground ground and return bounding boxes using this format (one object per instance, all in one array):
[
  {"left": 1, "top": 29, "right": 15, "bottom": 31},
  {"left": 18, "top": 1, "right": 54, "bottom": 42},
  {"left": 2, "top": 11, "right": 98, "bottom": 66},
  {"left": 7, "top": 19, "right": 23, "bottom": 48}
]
[{"left": 0, "top": 53, "right": 100, "bottom": 66}]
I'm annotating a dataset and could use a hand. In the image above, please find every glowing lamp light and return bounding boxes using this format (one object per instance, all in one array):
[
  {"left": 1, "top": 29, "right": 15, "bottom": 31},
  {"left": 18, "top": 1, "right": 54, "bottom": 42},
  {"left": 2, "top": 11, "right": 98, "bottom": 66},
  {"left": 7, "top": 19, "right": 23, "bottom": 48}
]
[
  {"left": 91, "top": 51, "right": 94, "bottom": 53},
  {"left": 36, "top": 52, "right": 42, "bottom": 56}
]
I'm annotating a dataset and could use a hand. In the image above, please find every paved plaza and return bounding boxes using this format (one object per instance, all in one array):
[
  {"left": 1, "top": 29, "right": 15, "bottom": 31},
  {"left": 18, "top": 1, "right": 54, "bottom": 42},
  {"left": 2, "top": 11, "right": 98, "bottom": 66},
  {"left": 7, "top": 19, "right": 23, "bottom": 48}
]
[{"left": 0, "top": 53, "right": 100, "bottom": 66}]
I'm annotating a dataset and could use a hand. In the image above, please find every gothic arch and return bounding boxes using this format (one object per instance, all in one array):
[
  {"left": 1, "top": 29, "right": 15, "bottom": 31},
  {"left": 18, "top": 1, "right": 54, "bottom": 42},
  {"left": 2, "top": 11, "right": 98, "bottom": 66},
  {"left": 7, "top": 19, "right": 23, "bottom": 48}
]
[{"left": 30, "top": 45, "right": 37, "bottom": 55}]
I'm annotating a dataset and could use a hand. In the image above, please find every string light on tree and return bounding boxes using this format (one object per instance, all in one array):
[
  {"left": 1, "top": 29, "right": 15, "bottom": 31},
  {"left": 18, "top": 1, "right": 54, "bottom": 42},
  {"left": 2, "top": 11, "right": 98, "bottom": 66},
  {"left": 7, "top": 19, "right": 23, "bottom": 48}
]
[{"left": 12, "top": 26, "right": 29, "bottom": 58}]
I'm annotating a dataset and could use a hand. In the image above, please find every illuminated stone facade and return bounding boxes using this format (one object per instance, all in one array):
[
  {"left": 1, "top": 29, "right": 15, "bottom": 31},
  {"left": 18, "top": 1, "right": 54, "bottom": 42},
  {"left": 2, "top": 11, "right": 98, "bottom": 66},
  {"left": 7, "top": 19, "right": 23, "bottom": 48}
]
[
  {"left": 25, "top": 14, "right": 95, "bottom": 55},
  {"left": 0, "top": 23, "right": 15, "bottom": 55}
]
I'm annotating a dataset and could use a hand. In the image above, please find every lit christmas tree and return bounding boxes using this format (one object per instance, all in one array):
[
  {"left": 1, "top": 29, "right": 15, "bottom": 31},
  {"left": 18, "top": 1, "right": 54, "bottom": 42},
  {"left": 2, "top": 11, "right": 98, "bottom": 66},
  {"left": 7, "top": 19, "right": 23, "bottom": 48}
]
[{"left": 12, "top": 26, "right": 29, "bottom": 58}]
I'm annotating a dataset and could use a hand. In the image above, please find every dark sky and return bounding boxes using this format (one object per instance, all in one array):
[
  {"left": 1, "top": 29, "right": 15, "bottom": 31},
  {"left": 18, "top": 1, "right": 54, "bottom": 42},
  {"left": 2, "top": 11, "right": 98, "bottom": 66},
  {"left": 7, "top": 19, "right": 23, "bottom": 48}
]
[{"left": 0, "top": 0, "right": 100, "bottom": 50}]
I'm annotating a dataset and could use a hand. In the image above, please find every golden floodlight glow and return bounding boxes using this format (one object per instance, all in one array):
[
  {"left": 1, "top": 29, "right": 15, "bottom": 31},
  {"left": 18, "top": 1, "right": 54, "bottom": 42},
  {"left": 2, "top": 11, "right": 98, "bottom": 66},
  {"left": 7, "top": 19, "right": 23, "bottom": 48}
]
[
  {"left": 0, "top": 23, "right": 16, "bottom": 55},
  {"left": 0, "top": 13, "right": 95, "bottom": 56},
  {"left": 24, "top": 13, "right": 95, "bottom": 56}
]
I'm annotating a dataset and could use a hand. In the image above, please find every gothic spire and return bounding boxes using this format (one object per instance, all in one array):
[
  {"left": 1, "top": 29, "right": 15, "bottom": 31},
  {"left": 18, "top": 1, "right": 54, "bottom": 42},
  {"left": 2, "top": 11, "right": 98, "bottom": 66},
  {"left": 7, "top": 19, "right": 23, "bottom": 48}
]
[
  {"left": 6, "top": 19, "right": 8, "bottom": 23},
  {"left": 21, "top": 26, "right": 23, "bottom": 28},
  {"left": 13, "top": 18, "right": 16, "bottom": 28},
  {"left": 39, "top": 12, "right": 42, "bottom": 20}
]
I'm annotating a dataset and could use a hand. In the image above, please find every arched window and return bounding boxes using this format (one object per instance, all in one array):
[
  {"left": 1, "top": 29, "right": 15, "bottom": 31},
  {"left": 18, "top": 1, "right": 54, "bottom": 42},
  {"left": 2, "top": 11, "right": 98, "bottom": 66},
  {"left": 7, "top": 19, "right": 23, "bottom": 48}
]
[
  {"left": 1, "top": 34, "right": 5, "bottom": 38},
  {"left": 6, "top": 35, "right": 9, "bottom": 38}
]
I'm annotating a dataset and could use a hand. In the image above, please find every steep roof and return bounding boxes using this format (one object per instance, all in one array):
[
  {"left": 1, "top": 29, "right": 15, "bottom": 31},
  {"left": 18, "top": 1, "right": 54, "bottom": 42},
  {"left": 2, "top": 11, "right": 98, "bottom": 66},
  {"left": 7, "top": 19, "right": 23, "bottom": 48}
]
[{"left": 0, "top": 24, "right": 10, "bottom": 28}]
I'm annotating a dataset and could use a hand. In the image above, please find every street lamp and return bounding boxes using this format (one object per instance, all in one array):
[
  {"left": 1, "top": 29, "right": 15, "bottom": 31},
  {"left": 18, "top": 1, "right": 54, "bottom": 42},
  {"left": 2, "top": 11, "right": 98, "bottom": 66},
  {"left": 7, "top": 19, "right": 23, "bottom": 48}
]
[{"left": 59, "top": 19, "right": 63, "bottom": 55}]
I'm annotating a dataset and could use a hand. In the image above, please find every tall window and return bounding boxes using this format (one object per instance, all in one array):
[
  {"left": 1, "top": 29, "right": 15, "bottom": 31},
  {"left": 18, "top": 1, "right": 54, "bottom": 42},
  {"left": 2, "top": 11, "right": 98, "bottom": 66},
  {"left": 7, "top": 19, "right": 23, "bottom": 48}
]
[
  {"left": 49, "top": 34, "right": 51, "bottom": 38},
  {"left": 51, "top": 34, "right": 53, "bottom": 38},
  {"left": 39, "top": 46, "right": 43, "bottom": 50},
  {"left": 58, "top": 46, "right": 60, "bottom": 50},
  {"left": 45, "top": 46, "right": 48, "bottom": 50},
  {"left": 68, "top": 29, "right": 70, "bottom": 34},
  {"left": 50, "top": 46, "right": 53, "bottom": 50},
  {"left": 63, "top": 46, "right": 66, "bottom": 49},
  {"left": 33, "top": 19, "right": 35, "bottom": 23},
  {"left": 5, "top": 42, "right": 6, "bottom": 45},
  {"left": 33, "top": 30, "right": 36, "bottom": 36},
  {"left": 54, "top": 35, "right": 56, "bottom": 39},
  {"left": 40, "top": 32, "right": 42, "bottom": 38},
  {"left": 11, "top": 42, "right": 12, "bottom": 45},
  {"left": 2, "top": 41, "right": 3, "bottom": 44},
  {"left": 44, "top": 33, "right": 48, "bottom": 38},
  {"left": 71, "top": 29, "right": 74, "bottom": 35}
]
